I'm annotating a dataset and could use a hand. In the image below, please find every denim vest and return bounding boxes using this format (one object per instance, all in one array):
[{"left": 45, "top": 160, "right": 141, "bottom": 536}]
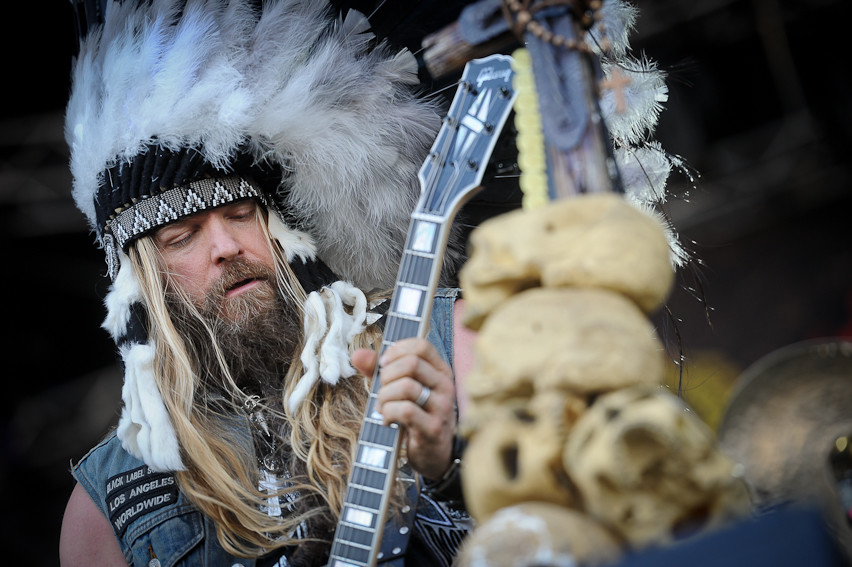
[{"left": 73, "top": 289, "right": 468, "bottom": 567}]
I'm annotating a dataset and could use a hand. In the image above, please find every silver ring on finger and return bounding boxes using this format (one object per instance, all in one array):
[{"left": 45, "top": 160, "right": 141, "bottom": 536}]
[{"left": 414, "top": 385, "right": 431, "bottom": 408}]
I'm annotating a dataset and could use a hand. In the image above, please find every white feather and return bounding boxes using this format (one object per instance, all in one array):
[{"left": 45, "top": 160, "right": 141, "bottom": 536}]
[
  {"left": 601, "top": 58, "right": 668, "bottom": 147},
  {"left": 617, "top": 141, "right": 673, "bottom": 206},
  {"left": 587, "top": 0, "right": 638, "bottom": 58}
]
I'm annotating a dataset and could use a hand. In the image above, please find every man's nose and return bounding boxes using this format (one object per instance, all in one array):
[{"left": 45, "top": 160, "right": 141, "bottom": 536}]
[{"left": 208, "top": 217, "right": 242, "bottom": 264}]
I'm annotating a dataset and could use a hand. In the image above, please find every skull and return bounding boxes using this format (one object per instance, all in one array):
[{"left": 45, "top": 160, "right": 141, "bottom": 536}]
[
  {"left": 455, "top": 502, "right": 624, "bottom": 567},
  {"left": 564, "top": 385, "right": 752, "bottom": 549},
  {"left": 462, "top": 287, "right": 665, "bottom": 431},
  {"left": 461, "top": 392, "right": 586, "bottom": 522},
  {"left": 459, "top": 193, "right": 674, "bottom": 330}
]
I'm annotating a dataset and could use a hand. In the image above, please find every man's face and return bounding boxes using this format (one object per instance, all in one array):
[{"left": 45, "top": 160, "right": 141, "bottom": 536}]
[{"left": 154, "top": 199, "right": 277, "bottom": 321}]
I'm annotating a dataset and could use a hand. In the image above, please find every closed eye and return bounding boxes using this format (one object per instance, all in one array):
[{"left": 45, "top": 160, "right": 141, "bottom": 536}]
[
  {"left": 227, "top": 203, "right": 258, "bottom": 222},
  {"left": 155, "top": 223, "right": 195, "bottom": 250}
]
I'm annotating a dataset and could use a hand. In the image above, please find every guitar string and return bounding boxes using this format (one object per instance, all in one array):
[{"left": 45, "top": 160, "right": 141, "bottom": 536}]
[
  {"left": 382, "top": 82, "right": 473, "bottom": 355},
  {"left": 363, "top": 81, "right": 479, "bottom": 450},
  {"left": 436, "top": 91, "right": 490, "bottom": 214},
  {"left": 370, "top": 83, "right": 475, "bottom": 408},
  {"left": 434, "top": 83, "right": 487, "bottom": 213}
]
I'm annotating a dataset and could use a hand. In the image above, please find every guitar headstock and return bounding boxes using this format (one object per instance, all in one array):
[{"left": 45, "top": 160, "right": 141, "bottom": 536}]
[{"left": 417, "top": 54, "right": 518, "bottom": 219}]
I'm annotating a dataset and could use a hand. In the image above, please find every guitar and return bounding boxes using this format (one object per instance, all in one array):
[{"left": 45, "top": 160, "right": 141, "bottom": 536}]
[{"left": 326, "top": 53, "right": 518, "bottom": 567}]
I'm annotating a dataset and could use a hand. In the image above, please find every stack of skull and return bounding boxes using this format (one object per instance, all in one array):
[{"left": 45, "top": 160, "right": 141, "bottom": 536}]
[{"left": 455, "top": 193, "right": 751, "bottom": 566}]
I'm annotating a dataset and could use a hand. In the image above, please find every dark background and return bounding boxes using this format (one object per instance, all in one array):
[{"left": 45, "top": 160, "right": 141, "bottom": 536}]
[{"left": 2, "top": 0, "right": 850, "bottom": 564}]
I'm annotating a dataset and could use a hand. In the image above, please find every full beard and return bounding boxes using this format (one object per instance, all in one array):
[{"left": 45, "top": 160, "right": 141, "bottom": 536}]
[{"left": 166, "top": 257, "right": 303, "bottom": 401}]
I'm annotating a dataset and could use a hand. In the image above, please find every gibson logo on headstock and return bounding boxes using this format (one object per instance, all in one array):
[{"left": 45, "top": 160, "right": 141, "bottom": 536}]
[{"left": 476, "top": 66, "right": 512, "bottom": 88}]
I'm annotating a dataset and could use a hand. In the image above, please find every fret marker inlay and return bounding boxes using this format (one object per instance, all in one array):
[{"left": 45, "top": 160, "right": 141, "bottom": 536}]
[
  {"left": 359, "top": 446, "right": 387, "bottom": 468},
  {"left": 411, "top": 221, "right": 436, "bottom": 252},
  {"left": 396, "top": 286, "right": 422, "bottom": 316},
  {"left": 345, "top": 508, "right": 374, "bottom": 527}
]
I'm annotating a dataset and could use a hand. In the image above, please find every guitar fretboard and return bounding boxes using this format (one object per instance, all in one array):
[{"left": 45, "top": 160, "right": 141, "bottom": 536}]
[{"left": 328, "top": 214, "right": 442, "bottom": 567}]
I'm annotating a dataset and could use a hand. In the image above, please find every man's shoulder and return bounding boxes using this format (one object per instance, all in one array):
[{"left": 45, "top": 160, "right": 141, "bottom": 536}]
[
  {"left": 75, "top": 429, "right": 145, "bottom": 478},
  {"left": 72, "top": 430, "right": 187, "bottom": 541},
  {"left": 72, "top": 428, "right": 173, "bottom": 513}
]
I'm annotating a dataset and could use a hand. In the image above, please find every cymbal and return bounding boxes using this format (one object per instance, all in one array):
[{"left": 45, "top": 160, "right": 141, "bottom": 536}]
[{"left": 718, "top": 338, "right": 852, "bottom": 558}]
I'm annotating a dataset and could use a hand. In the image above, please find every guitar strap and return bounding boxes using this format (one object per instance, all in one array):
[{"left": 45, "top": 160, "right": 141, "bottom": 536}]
[
  {"left": 377, "top": 436, "right": 470, "bottom": 566},
  {"left": 377, "top": 464, "right": 420, "bottom": 565}
]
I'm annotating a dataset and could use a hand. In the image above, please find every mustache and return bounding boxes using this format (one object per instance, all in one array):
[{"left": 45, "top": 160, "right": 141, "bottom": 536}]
[
  {"left": 165, "top": 261, "right": 303, "bottom": 398},
  {"left": 207, "top": 257, "right": 275, "bottom": 302}
]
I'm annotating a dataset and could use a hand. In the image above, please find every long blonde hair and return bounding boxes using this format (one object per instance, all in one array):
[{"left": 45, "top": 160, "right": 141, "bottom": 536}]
[{"left": 128, "top": 205, "right": 386, "bottom": 556}]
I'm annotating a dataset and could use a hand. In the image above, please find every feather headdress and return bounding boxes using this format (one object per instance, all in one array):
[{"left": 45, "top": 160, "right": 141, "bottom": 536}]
[{"left": 67, "top": 0, "right": 443, "bottom": 290}]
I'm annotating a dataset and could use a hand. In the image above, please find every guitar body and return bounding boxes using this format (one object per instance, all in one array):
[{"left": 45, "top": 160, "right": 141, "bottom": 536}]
[{"left": 326, "top": 54, "right": 518, "bottom": 567}]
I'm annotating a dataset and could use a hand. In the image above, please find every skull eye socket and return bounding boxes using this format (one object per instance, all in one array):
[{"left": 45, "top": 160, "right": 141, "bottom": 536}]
[
  {"left": 595, "top": 472, "right": 617, "bottom": 493},
  {"left": 512, "top": 407, "right": 535, "bottom": 423},
  {"left": 605, "top": 407, "right": 621, "bottom": 421},
  {"left": 500, "top": 444, "right": 519, "bottom": 480}
]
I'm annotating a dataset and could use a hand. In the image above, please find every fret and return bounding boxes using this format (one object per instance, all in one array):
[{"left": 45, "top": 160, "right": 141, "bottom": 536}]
[
  {"left": 401, "top": 249, "right": 435, "bottom": 260},
  {"left": 335, "top": 523, "right": 376, "bottom": 548},
  {"left": 330, "top": 557, "right": 365, "bottom": 567},
  {"left": 350, "top": 465, "right": 388, "bottom": 491},
  {"left": 386, "top": 312, "right": 423, "bottom": 324},
  {"left": 358, "top": 421, "right": 397, "bottom": 449},
  {"left": 409, "top": 210, "right": 445, "bottom": 223},
  {"left": 332, "top": 540, "right": 371, "bottom": 565},
  {"left": 366, "top": 392, "right": 382, "bottom": 416},
  {"left": 343, "top": 505, "right": 380, "bottom": 529}
]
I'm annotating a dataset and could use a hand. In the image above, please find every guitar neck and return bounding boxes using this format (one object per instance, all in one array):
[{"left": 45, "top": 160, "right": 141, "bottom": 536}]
[
  {"left": 326, "top": 210, "right": 450, "bottom": 567},
  {"left": 327, "top": 52, "right": 517, "bottom": 567}
]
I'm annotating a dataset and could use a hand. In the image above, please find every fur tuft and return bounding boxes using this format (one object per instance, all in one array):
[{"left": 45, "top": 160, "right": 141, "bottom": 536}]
[
  {"left": 101, "top": 250, "right": 142, "bottom": 340},
  {"left": 117, "top": 342, "right": 185, "bottom": 471},
  {"left": 291, "top": 282, "right": 368, "bottom": 413},
  {"left": 267, "top": 210, "right": 317, "bottom": 263}
]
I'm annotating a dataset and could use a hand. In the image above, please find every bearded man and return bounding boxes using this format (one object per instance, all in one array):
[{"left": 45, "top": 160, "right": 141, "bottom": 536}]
[{"left": 58, "top": 1, "right": 474, "bottom": 565}]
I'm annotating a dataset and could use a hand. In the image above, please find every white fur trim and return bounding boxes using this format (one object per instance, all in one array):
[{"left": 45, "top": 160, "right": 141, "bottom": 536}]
[
  {"left": 289, "top": 281, "right": 369, "bottom": 413},
  {"left": 101, "top": 251, "right": 141, "bottom": 340},
  {"left": 267, "top": 210, "right": 317, "bottom": 262},
  {"left": 116, "top": 342, "right": 185, "bottom": 472}
]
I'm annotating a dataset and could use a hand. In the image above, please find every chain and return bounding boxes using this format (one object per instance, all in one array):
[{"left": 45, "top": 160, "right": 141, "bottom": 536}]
[{"left": 501, "top": 0, "right": 611, "bottom": 53}]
